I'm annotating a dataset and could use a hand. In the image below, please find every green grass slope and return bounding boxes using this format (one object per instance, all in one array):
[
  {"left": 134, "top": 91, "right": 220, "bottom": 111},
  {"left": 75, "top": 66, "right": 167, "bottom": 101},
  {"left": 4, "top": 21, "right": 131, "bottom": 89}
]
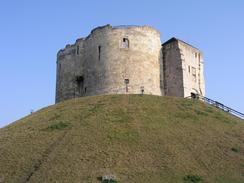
[{"left": 0, "top": 95, "right": 243, "bottom": 183}]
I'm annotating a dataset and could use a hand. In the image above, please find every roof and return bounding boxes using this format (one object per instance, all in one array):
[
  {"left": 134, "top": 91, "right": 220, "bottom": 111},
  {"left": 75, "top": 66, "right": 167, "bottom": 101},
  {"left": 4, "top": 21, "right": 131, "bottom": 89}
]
[{"left": 162, "top": 37, "right": 200, "bottom": 51}]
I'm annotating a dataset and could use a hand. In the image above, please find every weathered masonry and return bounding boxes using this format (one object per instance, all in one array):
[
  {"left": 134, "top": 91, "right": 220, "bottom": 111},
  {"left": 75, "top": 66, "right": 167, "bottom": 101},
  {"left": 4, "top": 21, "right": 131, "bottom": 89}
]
[{"left": 56, "top": 25, "right": 205, "bottom": 103}]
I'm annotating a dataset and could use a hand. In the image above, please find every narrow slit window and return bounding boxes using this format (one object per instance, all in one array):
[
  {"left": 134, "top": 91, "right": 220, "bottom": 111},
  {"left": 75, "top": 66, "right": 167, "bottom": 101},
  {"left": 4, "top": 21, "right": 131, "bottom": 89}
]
[
  {"left": 98, "top": 45, "right": 101, "bottom": 60},
  {"left": 77, "top": 46, "right": 79, "bottom": 55},
  {"left": 124, "top": 79, "right": 129, "bottom": 93}
]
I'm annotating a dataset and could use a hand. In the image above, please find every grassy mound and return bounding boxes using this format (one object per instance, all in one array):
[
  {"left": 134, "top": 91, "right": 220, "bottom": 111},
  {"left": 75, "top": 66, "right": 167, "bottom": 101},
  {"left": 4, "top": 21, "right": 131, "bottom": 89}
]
[{"left": 0, "top": 95, "right": 243, "bottom": 183}]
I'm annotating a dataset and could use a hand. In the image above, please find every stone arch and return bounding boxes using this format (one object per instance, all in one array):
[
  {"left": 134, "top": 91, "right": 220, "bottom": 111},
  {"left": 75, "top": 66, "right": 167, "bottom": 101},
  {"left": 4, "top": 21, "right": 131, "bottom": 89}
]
[
  {"left": 190, "top": 88, "right": 200, "bottom": 99},
  {"left": 191, "top": 88, "right": 199, "bottom": 95}
]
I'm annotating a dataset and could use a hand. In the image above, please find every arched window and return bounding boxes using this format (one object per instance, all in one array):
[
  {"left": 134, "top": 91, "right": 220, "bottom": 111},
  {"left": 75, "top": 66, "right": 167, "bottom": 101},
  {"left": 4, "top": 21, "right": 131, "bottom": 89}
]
[{"left": 121, "top": 38, "right": 129, "bottom": 49}]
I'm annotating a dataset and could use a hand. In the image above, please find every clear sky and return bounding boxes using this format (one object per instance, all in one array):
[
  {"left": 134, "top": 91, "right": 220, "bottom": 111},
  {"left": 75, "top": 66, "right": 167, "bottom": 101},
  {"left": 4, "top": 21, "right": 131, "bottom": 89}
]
[{"left": 0, "top": 0, "right": 243, "bottom": 127}]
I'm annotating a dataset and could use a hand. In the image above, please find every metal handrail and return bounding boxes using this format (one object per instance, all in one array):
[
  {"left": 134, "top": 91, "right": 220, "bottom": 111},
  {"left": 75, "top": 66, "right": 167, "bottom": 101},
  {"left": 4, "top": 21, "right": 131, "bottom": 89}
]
[{"left": 186, "top": 94, "right": 244, "bottom": 120}]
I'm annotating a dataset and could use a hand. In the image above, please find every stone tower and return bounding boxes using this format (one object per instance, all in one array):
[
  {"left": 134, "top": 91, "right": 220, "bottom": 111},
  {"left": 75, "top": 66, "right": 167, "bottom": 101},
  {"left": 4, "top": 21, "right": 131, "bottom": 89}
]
[
  {"left": 55, "top": 25, "right": 205, "bottom": 103},
  {"left": 56, "top": 25, "right": 162, "bottom": 103},
  {"left": 162, "top": 38, "right": 205, "bottom": 97}
]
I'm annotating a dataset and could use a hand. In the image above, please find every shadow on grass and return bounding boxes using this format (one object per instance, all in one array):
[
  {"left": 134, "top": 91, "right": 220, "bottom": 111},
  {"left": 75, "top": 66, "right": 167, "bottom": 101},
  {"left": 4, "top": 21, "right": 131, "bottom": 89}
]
[
  {"left": 183, "top": 174, "right": 203, "bottom": 183},
  {"left": 44, "top": 121, "right": 70, "bottom": 131}
]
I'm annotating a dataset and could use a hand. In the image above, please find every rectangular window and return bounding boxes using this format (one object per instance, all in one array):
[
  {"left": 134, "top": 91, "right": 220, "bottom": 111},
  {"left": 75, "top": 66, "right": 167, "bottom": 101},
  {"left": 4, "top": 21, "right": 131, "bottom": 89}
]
[{"left": 188, "top": 66, "right": 191, "bottom": 73}]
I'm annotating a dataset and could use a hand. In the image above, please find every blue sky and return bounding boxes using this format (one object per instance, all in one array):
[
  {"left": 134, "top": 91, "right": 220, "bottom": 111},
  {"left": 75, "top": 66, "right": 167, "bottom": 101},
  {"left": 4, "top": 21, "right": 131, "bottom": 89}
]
[{"left": 0, "top": 0, "right": 244, "bottom": 127}]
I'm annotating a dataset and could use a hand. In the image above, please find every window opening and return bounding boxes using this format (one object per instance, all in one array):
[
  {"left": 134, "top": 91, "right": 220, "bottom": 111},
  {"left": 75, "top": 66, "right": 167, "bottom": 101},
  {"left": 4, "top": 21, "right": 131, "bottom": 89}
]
[
  {"left": 77, "top": 46, "right": 79, "bottom": 55},
  {"left": 124, "top": 79, "right": 129, "bottom": 93},
  {"left": 140, "top": 86, "right": 144, "bottom": 95},
  {"left": 98, "top": 45, "right": 101, "bottom": 60},
  {"left": 76, "top": 76, "right": 84, "bottom": 94},
  {"left": 121, "top": 38, "right": 129, "bottom": 48}
]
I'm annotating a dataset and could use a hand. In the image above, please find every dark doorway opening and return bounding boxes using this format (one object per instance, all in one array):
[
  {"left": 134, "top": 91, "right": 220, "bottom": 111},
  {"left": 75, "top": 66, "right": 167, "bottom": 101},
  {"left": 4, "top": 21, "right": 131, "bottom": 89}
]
[{"left": 76, "top": 76, "right": 84, "bottom": 94}]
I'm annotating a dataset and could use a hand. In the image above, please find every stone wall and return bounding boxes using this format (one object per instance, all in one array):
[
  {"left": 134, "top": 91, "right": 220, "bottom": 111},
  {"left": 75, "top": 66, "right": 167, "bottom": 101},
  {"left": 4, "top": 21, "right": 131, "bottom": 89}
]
[
  {"left": 56, "top": 25, "right": 205, "bottom": 103},
  {"left": 56, "top": 44, "right": 76, "bottom": 102},
  {"left": 56, "top": 25, "right": 162, "bottom": 103},
  {"left": 162, "top": 38, "right": 205, "bottom": 98},
  {"left": 178, "top": 41, "right": 205, "bottom": 97},
  {"left": 162, "top": 41, "right": 184, "bottom": 97}
]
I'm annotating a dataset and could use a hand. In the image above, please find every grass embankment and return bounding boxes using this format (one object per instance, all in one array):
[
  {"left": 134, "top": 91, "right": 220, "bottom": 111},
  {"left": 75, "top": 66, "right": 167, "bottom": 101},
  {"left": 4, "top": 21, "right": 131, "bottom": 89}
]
[{"left": 0, "top": 95, "right": 243, "bottom": 183}]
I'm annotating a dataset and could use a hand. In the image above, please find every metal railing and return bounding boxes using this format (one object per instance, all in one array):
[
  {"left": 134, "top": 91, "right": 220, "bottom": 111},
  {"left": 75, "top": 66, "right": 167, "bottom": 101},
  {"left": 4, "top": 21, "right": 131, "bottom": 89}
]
[{"left": 186, "top": 93, "right": 244, "bottom": 120}]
